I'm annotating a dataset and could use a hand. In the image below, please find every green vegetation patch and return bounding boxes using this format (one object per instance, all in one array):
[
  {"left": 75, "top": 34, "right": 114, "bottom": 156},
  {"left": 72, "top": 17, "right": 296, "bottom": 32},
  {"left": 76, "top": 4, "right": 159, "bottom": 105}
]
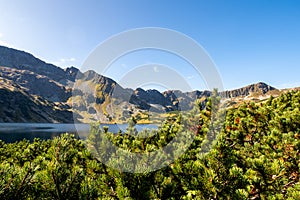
[{"left": 0, "top": 91, "right": 299, "bottom": 199}]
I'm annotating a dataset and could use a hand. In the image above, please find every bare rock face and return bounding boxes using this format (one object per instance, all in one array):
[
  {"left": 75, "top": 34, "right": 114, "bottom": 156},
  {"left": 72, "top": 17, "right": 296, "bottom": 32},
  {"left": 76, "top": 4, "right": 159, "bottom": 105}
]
[
  {"left": 135, "top": 88, "right": 169, "bottom": 105},
  {"left": 0, "top": 66, "right": 71, "bottom": 102},
  {"left": 0, "top": 46, "right": 76, "bottom": 103},
  {"left": 0, "top": 78, "right": 73, "bottom": 123},
  {"left": 65, "top": 66, "right": 82, "bottom": 82},
  {"left": 130, "top": 88, "right": 174, "bottom": 111},
  {"left": 0, "top": 46, "right": 67, "bottom": 82},
  {"left": 220, "top": 82, "right": 277, "bottom": 98}
]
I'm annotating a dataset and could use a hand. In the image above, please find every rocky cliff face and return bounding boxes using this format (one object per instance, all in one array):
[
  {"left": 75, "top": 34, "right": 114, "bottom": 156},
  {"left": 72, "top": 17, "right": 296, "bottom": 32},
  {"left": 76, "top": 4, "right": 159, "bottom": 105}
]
[{"left": 0, "top": 45, "right": 285, "bottom": 123}]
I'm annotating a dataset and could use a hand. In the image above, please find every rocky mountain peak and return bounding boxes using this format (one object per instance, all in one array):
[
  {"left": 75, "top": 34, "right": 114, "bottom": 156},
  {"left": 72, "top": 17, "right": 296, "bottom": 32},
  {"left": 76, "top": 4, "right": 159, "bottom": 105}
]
[
  {"left": 254, "top": 82, "right": 276, "bottom": 93},
  {"left": 221, "top": 82, "right": 276, "bottom": 98},
  {"left": 65, "top": 66, "right": 82, "bottom": 81}
]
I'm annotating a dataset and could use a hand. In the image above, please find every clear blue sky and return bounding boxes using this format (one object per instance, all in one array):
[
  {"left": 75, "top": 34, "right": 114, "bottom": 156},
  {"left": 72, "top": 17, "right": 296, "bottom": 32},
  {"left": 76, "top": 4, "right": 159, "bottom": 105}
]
[{"left": 0, "top": 0, "right": 300, "bottom": 91}]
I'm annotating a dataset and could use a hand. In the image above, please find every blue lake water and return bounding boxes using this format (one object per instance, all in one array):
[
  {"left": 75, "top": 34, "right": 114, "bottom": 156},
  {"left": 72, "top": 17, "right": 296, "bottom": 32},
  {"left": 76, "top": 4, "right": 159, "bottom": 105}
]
[{"left": 0, "top": 123, "right": 158, "bottom": 143}]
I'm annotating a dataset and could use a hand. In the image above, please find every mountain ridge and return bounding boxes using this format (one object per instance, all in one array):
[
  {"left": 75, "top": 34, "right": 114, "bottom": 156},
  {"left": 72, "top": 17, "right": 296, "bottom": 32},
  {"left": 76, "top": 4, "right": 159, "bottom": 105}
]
[{"left": 0, "top": 45, "right": 295, "bottom": 123}]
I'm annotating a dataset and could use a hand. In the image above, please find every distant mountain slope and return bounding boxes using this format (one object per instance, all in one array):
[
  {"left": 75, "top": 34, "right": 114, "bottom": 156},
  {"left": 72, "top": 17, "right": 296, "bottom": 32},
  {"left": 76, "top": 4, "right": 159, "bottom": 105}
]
[
  {"left": 0, "top": 78, "right": 73, "bottom": 123},
  {"left": 0, "top": 66, "right": 72, "bottom": 102},
  {"left": 0, "top": 46, "right": 69, "bottom": 82},
  {"left": 0, "top": 45, "right": 295, "bottom": 123},
  {"left": 220, "top": 82, "right": 277, "bottom": 98}
]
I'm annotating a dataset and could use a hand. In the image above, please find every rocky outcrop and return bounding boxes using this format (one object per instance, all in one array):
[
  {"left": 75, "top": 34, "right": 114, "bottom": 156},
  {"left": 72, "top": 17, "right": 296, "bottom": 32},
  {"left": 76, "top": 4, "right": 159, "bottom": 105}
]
[
  {"left": 220, "top": 82, "right": 277, "bottom": 98},
  {"left": 65, "top": 66, "right": 82, "bottom": 82}
]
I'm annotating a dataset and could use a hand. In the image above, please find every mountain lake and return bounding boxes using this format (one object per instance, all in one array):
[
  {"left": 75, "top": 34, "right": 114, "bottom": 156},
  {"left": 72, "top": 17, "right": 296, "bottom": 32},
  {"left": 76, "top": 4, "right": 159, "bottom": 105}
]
[{"left": 0, "top": 123, "right": 158, "bottom": 143}]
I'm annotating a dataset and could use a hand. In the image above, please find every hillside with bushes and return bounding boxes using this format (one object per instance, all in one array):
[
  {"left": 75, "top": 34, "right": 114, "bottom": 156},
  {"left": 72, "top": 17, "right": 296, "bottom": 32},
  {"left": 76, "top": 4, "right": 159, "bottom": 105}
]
[{"left": 0, "top": 90, "right": 299, "bottom": 199}]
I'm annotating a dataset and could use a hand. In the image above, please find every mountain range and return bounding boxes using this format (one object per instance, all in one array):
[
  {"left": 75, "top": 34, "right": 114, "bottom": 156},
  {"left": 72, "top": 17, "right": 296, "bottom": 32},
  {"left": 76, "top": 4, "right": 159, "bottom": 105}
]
[{"left": 0, "top": 45, "right": 294, "bottom": 123}]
